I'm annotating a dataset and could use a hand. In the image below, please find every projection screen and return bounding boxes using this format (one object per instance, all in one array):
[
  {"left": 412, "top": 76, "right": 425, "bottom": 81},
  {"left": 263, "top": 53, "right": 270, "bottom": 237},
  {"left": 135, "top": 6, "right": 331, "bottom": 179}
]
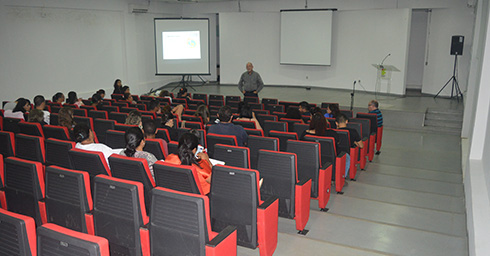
[
  {"left": 280, "top": 9, "right": 334, "bottom": 66},
  {"left": 154, "top": 18, "right": 210, "bottom": 75}
]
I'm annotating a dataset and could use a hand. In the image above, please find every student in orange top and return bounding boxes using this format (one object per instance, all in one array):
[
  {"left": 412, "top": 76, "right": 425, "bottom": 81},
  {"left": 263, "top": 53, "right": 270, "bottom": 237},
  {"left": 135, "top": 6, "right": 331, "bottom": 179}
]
[{"left": 164, "top": 132, "right": 212, "bottom": 194}]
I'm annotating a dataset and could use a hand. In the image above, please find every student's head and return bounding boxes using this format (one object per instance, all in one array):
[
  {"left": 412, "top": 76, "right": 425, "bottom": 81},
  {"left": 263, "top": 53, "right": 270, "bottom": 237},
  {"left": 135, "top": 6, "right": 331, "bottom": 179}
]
[
  {"left": 309, "top": 113, "right": 327, "bottom": 136},
  {"left": 124, "top": 92, "right": 133, "bottom": 102},
  {"left": 335, "top": 113, "right": 349, "bottom": 127},
  {"left": 310, "top": 107, "right": 322, "bottom": 115},
  {"left": 97, "top": 89, "right": 105, "bottom": 99},
  {"left": 13, "top": 98, "right": 29, "bottom": 113},
  {"left": 218, "top": 105, "right": 233, "bottom": 123},
  {"left": 91, "top": 93, "right": 102, "bottom": 106},
  {"left": 59, "top": 107, "right": 75, "bottom": 129},
  {"left": 299, "top": 101, "right": 309, "bottom": 113},
  {"left": 73, "top": 123, "right": 93, "bottom": 143},
  {"left": 124, "top": 127, "right": 144, "bottom": 157},
  {"left": 178, "top": 88, "right": 188, "bottom": 98},
  {"left": 28, "top": 109, "right": 44, "bottom": 124},
  {"left": 159, "top": 90, "right": 170, "bottom": 97},
  {"left": 178, "top": 132, "right": 200, "bottom": 166},
  {"left": 33, "top": 95, "right": 46, "bottom": 110},
  {"left": 327, "top": 103, "right": 340, "bottom": 117},
  {"left": 52, "top": 92, "right": 65, "bottom": 103},
  {"left": 113, "top": 79, "right": 122, "bottom": 89},
  {"left": 149, "top": 100, "right": 160, "bottom": 113},
  {"left": 246, "top": 62, "right": 253, "bottom": 72},
  {"left": 194, "top": 105, "right": 210, "bottom": 124},
  {"left": 239, "top": 103, "right": 253, "bottom": 119},
  {"left": 122, "top": 86, "right": 130, "bottom": 94},
  {"left": 161, "top": 111, "right": 175, "bottom": 128},
  {"left": 368, "top": 100, "right": 379, "bottom": 111},
  {"left": 142, "top": 120, "right": 157, "bottom": 139},
  {"left": 285, "top": 107, "right": 302, "bottom": 119},
  {"left": 66, "top": 91, "right": 78, "bottom": 104},
  {"left": 125, "top": 110, "right": 142, "bottom": 127}
]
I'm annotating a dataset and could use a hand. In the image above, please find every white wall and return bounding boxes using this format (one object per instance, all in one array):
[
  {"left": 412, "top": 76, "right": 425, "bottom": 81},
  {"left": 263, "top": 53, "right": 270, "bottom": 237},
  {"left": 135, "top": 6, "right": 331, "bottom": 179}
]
[
  {"left": 0, "top": 0, "right": 182, "bottom": 103},
  {"left": 406, "top": 10, "right": 428, "bottom": 89},
  {"left": 219, "top": 9, "right": 411, "bottom": 95}
]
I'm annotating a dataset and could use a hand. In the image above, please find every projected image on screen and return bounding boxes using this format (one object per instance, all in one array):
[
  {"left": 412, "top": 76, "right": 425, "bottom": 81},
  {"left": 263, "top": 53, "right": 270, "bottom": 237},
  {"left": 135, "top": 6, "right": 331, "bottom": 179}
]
[{"left": 162, "top": 31, "right": 201, "bottom": 60}]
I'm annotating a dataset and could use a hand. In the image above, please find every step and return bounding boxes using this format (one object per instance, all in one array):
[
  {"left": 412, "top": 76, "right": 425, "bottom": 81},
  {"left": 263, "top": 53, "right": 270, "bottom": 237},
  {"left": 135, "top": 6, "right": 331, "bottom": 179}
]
[
  {"left": 427, "top": 108, "right": 463, "bottom": 116},
  {"left": 425, "top": 112, "right": 463, "bottom": 122},
  {"left": 423, "top": 126, "right": 461, "bottom": 135},
  {"left": 424, "top": 119, "right": 462, "bottom": 129}
]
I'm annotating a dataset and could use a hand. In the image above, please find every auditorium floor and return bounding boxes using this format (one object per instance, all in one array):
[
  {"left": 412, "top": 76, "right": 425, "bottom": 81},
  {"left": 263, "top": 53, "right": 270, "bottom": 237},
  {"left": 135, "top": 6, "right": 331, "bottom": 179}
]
[{"left": 163, "top": 84, "right": 467, "bottom": 255}]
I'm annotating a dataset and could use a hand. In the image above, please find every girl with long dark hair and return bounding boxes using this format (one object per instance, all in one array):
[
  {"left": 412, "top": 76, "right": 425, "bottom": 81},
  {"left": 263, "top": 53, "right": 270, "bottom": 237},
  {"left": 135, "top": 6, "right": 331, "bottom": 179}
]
[
  {"left": 120, "top": 127, "right": 158, "bottom": 178},
  {"left": 113, "top": 79, "right": 123, "bottom": 94}
]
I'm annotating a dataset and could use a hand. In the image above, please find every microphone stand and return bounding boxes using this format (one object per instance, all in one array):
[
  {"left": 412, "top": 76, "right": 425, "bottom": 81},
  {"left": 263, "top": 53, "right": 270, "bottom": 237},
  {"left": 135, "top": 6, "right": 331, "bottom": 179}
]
[{"left": 350, "top": 80, "right": 356, "bottom": 111}]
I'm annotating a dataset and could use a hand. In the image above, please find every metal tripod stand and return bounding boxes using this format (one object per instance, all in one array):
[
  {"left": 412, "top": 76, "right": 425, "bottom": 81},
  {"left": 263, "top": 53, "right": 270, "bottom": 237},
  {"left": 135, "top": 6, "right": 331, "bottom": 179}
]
[{"left": 434, "top": 55, "right": 463, "bottom": 101}]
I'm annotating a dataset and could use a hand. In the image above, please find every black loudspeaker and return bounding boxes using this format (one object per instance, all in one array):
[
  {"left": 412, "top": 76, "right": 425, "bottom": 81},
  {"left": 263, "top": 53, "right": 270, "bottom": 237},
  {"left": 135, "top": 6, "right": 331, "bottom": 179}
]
[{"left": 451, "top": 35, "right": 464, "bottom": 56}]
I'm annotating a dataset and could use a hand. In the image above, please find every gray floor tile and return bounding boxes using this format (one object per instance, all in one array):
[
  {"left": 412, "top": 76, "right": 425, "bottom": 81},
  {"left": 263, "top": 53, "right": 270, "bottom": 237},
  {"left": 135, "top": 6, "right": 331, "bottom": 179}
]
[{"left": 366, "top": 163, "right": 462, "bottom": 183}]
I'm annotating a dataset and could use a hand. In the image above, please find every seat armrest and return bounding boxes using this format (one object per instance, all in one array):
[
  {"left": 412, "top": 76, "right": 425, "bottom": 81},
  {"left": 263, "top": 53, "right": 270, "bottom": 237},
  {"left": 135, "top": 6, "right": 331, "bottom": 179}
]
[
  {"left": 139, "top": 226, "right": 150, "bottom": 256},
  {"left": 258, "top": 196, "right": 278, "bottom": 209},
  {"left": 337, "top": 151, "right": 346, "bottom": 158},
  {"left": 297, "top": 178, "right": 310, "bottom": 186},
  {"left": 294, "top": 179, "right": 312, "bottom": 231},
  {"left": 207, "top": 225, "right": 237, "bottom": 247},
  {"left": 84, "top": 212, "right": 95, "bottom": 235},
  {"left": 321, "top": 161, "right": 332, "bottom": 170},
  {"left": 257, "top": 196, "right": 279, "bottom": 256}
]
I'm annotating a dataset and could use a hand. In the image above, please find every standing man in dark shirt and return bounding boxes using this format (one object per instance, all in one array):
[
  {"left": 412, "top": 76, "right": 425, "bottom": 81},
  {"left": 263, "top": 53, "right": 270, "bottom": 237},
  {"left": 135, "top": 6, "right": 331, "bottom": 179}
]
[
  {"left": 208, "top": 106, "right": 248, "bottom": 146},
  {"left": 336, "top": 114, "right": 364, "bottom": 149},
  {"left": 238, "top": 62, "right": 264, "bottom": 97}
]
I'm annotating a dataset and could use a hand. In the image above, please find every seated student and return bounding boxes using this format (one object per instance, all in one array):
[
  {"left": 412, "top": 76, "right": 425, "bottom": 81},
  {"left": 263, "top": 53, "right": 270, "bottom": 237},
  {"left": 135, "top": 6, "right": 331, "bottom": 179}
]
[
  {"left": 194, "top": 105, "right": 210, "bottom": 125},
  {"left": 28, "top": 109, "right": 47, "bottom": 125},
  {"left": 336, "top": 114, "right": 364, "bottom": 149},
  {"left": 177, "top": 87, "right": 191, "bottom": 100},
  {"left": 284, "top": 107, "right": 304, "bottom": 122},
  {"left": 324, "top": 103, "right": 341, "bottom": 118},
  {"left": 97, "top": 89, "right": 106, "bottom": 99},
  {"left": 4, "top": 98, "right": 30, "bottom": 120},
  {"left": 59, "top": 107, "right": 76, "bottom": 130},
  {"left": 90, "top": 93, "right": 103, "bottom": 108},
  {"left": 208, "top": 105, "right": 248, "bottom": 146},
  {"left": 159, "top": 90, "right": 173, "bottom": 103},
  {"left": 66, "top": 91, "right": 83, "bottom": 107},
  {"left": 125, "top": 110, "right": 142, "bottom": 128},
  {"left": 235, "top": 103, "right": 262, "bottom": 130},
  {"left": 113, "top": 79, "right": 123, "bottom": 95},
  {"left": 143, "top": 119, "right": 158, "bottom": 139},
  {"left": 33, "top": 95, "right": 50, "bottom": 124},
  {"left": 161, "top": 110, "right": 178, "bottom": 141},
  {"left": 120, "top": 127, "right": 158, "bottom": 179},
  {"left": 73, "top": 123, "right": 115, "bottom": 165},
  {"left": 52, "top": 92, "right": 65, "bottom": 104},
  {"left": 123, "top": 92, "right": 137, "bottom": 105},
  {"left": 149, "top": 99, "right": 184, "bottom": 121},
  {"left": 299, "top": 101, "right": 310, "bottom": 114},
  {"left": 368, "top": 99, "right": 383, "bottom": 127},
  {"left": 165, "top": 132, "right": 212, "bottom": 194},
  {"left": 122, "top": 86, "right": 130, "bottom": 95}
]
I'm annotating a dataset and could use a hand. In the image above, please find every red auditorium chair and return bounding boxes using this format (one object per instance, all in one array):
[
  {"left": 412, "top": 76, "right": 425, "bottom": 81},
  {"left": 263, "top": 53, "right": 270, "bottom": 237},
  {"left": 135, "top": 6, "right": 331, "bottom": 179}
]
[
  {"left": 209, "top": 99, "right": 224, "bottom": 108},
  {"left": 4, "top": 157, "right": 46, "bottom": 226},
  {"left": 15, "top": 134, "right": 45, "bottom": 164},
  {"left": 144, "top": 138, "right": 168, "bottom": 160},
  {"left": 37, "top": 223, "right": 109, "bottom": 256},
  {"left": 112, "top": 102, "right": 129, "bottom": 109},
  {"left": 184, "top": 121, "right": 204, "bottom": 130},
  {"left": 287, "top": 140, "right": 332, "bottom": 211},
  {"left": 73, "top": 108, "right": 88, "bottom": 117},
  {"left": 268, "top": 131, "right": 298, "bottom": 151},
  {"left": 120, "top": 106, "right": 138, "bottom": 113},
  {"left": 0, "top": 130, "right": 15, "bottom": 157},
  {"left": 244, "top": 96, "right": 259, "bottom": 104},
  {"left": 333, "top": 129, "right": 359, "bottom": 181},
  {"left": 350, "top": 119, "right": 371, "bottom": 170},
  {"left": 271, "top": 112, "right": 287, "bottom": 120},
  {"left": 279, "top": 118, "right": 303, "bottom": 132},
  {"left": 156, "top": 128, "right": 171, "bottom": 142},
  {"left": 149, "top": 187, "right": 238, "bottom": 256},
  {"left": 347, "top": 122, "right": 368, "bottom": 174},
  {"left": 3, "top": 117, "right": 22, "bottom": 133},
  {"left": 18, "top": 122, "right": 44, "bottom": 137},
  {"left": 153, "top": 161, "right": 204, "bottom": 195},
  {"left": 293, "top": 123, "right": 309, "bottom": 138},
  {"left": 45, "top": 166, "right": 94, "bottom": 234},
  {"left": 108, "top": 112, "right": 128, "bottom": 124},
  {"left": 206, "top": 134, "right": 237, "bottom": 158},
  {"left": 105, "top": 129, "right": 126, "bottom": 148},
  {"left": 42, "top": 125, "right": 70, "bottom": 140},
  {"left": 233, "top": 120, "right": 256, "bottom": 129},
  {"left": 249, "top": 102, "right": 263, "bottom": 111},
  {"left": 168, "top": 141, "right": 179, "bottom": 155},
  {"left": 108, "top": 154, "right": 156, "bottom": 212},
  {"left": 244, "top": 128, "right": 264, "bottom": 137},
  {"left": 98, "top": 105, "right": 119, "bottom": 113},
  {"left": 248, "top": 135, "right": 279, "bottom": 169},
  {"left": 45, "top": 138, "right": 75, "bottom": 169},
  {"left": 93, "top": 175, "right": 149, "bottom": 256},
  {"left": 356, "top": 112, "right": 378, "bottom": 161},
  {"left": 209, "top": 94, "right": 224, "bottom": 102},
  {"left": 263, "top": 120, "right": 288, "bottom": 137},
  {"left": 182, "top": 114, "right": 202, "bottom": 123},
  {"left": 49, "top": 113, "right": 59, "bottom": 125},
  {"left": 210, "top": 165, "right": 279, "bottom": 256},
  {"left": 114, "top": 123, "right": 137, "bottom": 132},
  {"left": 304, "top": 135, "right": 347, "bottom": 194},
  {"left": 0, "top": 208, "right": 36, "bottom": 256},
  {"left": 93, "top": 119, "right": 115, "bottom": 144},
  {"left": 213, "top": 144, "right": 250, "bottom": 169},
  {"left": 193, "top": 93, "right": 208, "bottom": 105},
  {"left": 225, "top": 95, "right": 240, "bottom": 104},
  {"left": 0, "top": 155, "right": 5, "bottom": 209},
  {"left": 257, "top": 150, "right": 311, "bottom": 235},
  {"left": 264, "top": 104, "right": 284, "bottom": 114},
  {"left": 88, "top": 110, "right": 108, "bottom": 119},
  {"left": 340, "top": 109, "right": 354, "bottom": 118},
  {"left": 68, "top": 148, "right": 112, "bottom": 187},
  {"left": 261, "top": 98, "right": 278, "bottom": 106},
  {"left": 80, "top": 105, "right": 96, "bottom": 111}
]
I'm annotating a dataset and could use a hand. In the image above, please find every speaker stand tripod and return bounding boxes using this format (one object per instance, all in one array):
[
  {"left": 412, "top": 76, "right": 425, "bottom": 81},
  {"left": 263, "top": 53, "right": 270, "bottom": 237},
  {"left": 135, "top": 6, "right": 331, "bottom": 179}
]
[{"left": 434, "top": 55, "right": 463, "bottom": 101}]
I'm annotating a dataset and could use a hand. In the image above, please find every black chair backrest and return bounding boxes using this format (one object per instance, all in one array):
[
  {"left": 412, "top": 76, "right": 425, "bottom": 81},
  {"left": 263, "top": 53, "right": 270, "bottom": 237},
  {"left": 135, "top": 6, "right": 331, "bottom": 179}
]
[
  {"left": 257, "top": 150, "right": 296, "bottom": 219},
  {"left": 114, "top": 124, "right": 137, "bottom": 132},
  {"left": 45, "top": 166, "right": 92, "bottom": 233},
  {"left": 332, "top": 129, "right": 350, "bottom": 154},
  {"left": 18, "top": 122, "right": 44, "bottom": 137},
  {"left": 232, "top": 120, "right": 256, "bottom": 129},
  {"left": 268, "top": 131, "right": 298, "bottom": 152},
  {"left": 244, "top": 128, "right": 263, "bottom": 137},
  {"left": 247, "top": 135, "right": 278, "bottom": 169},
  {"left": 206, "top": 134, "right": 237, "bottom": 158},
  {"left": 4, "top": 157, "right": 45, "bottom": 226},
  {"left": 214, "top": 144, "right": 250, "bottom": 169},
  {"left": 68, "top": 149, "right": 111, "bottom": 186},
  {"left": 225, "top": 95, "right": 240, "bottom": 104},
  {"left": 108, "top": 112, "right": 128, "bottom": 124},
  {"left": 167, "top": 141, "right": 178, "bottom": 155},
  {"left": 351, "top": 118, "right": 371, "bottom": 138},
  {"left": 99, "top": 105, "right": 119, "bottom": 113},
  {"left": 262, "top": 98, "right": 278, "bottom": 105},
  {"left": 184, "top": 121, "right": 203, "bottom": 130},
  {"left": 0, "top": 208, "right": 36, "bottom": 256},
  {"left": 287, "top": 140, "right": 321, "bottom": 198},
  {"left": 304, "top": 135, "right": 338, "bottom": 169},
  {"left": 43, "top": 125, "right": 70, "bottom": 140},
  {"left": 93, "top": 175, "right": 147, "bottom": 256},
  {"left": 264, "top": 104, "right": 284, "bottom": 113},
  {"left": 293, "top": 123, "right": 309, "bottom": 138},
  {"left": 45, "top": 138, "right": 75, "bottom": 168},
  {"left": 210, "top": 165, "right": 259, "bottom": 248},
  {"left": 182, "top": 115, "right": 202, "bottom": 123},
  {"left": 73, "top": 117, "right": 94, "bottom": 131},
  {"left": 0, "top": 131, "right": 15, "bottom": 157},
  {"left": 15, "top": 134, "right": 44, "bottom": 164},
  {"left": 150, "top": 188, "right": 209, "bottom": 255},
  {"left": 88, "top": 110, "right": 108, "bottom": 119},
  {"left": 3, "top": 117, "right": 22, "bottom": 133},
  {"left": 73, "top": 108, "right": 88, "bottom": 117},
  {"left": 263, "top": 120, "right": 287, "bottom": 137},
  {"left": 156, "top": 128, "right": 171, "bottom": 142},
  {"left": 248, "top": 103, "right": 263, "bottom": 110},
  {"left": 340, "top": 109, "right": 353, "bottom": 118},
  {"left": 153, "top": 162, "right": 202, "bottom": 195},
  {"left": 105, "top": 130, "right": 126, "bottom": 149},
  {"left": 347, "top": 123, "right": 362, "bottom": 141},
  {"left": 356, "top": 113, "right": 377, "bottom": 135},
  {"left": 144, "top": 139, "right": 167, "bottom": 160},
  {"left": 93, "top": 119, "right": 115, "bottom": 144},
  {"left": 209, "top": 95, "right": 224, "bottom": 101},
  {"left": 50, "top": 113, "right": 59, "bottom": 125},
  {"left": 255, "top": 114, "right": 276, "bottom": 129},
  {"left": 209, "top": 99, "right": 224, "bottom": 107},
  {"left": 193, "top": 93, "right": 208, "bottom": 105},
  {"left": 279, "top": 118, "right": 302, "bottom": 132}
]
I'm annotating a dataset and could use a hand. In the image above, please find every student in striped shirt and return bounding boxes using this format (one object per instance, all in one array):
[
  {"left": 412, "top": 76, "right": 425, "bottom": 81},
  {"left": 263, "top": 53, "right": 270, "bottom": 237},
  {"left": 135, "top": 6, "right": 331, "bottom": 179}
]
[{"left": 368, "top": 100, "right": 383, "bottom": 127}]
